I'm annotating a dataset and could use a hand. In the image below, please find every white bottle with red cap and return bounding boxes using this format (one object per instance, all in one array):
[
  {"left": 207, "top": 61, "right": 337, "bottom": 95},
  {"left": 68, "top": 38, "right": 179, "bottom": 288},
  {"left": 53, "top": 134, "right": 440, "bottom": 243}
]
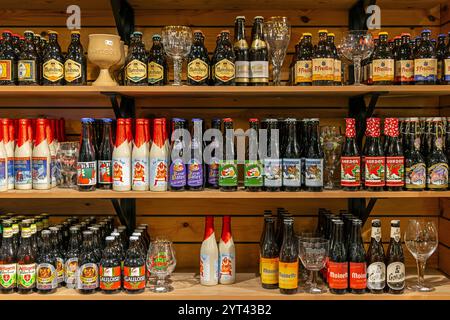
[
  {"left": 112, "top": 119, "right": 131, "bottom": 191},
  {"left": 149, "top": 118, "right": 168, "bottom": 191},
  {"left": 218, "top": 216, "right": 236, "bottom": 284},
  {"left": 14, "top": 119, "right": 32, "bottom": 190},
  {"left": 0, "top": 124, "right": 8, "bottom": 192},
  {"left": 200, "top": 216, "right": 219, "bottom": 286},
  {"left": 46, "top": 119, "right": 57, "bottom": 188},
  {"left": 132, "top": 119, "right": 149, "bottom": 191},
  {"left": 32, "top": 119, "right": 51, "bottom": 190},
  {"left": 1, "top": 119, "right": 14, "bottom": 190}
]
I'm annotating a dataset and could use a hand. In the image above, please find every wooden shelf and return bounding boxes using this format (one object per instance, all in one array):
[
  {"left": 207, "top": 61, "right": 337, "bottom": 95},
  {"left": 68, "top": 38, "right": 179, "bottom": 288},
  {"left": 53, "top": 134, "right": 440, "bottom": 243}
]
[{"left": 0, "top": 269, "right": 448, "bottom": 300}]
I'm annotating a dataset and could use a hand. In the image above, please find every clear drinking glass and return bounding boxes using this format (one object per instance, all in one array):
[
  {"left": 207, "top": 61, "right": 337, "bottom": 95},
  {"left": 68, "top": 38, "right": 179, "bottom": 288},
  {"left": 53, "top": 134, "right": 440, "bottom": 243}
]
[
  {"left": 149, "top": 239, "right": 176, "bottom": 293},
  {"left": 297, "top": 232, "right": 318, "bottom": 287},
  {"left": 56, "top": 142, "right": 79, "bottom": 188},
  {"left": 161, "top": 26, "right": 193, "bottom": 86},
  {"left": 298, "top": 237, "right": 329, "bottom": 294},
  {"left": 263, "top": 17, "right": 291, "bottom": 86},
  {"left": 320, "top": 126, "right": 343, "bottom": 190},
  {"left": 339, "top": 31, "right": 374, "bottom": 85},
  {"left": 404, "top": 220, "right": 438, "bottom": 292}
]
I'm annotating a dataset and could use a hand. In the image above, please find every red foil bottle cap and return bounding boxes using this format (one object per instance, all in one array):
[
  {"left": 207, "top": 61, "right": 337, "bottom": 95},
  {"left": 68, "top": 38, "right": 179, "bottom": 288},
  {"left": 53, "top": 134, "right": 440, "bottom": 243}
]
[
  {"left": 384, "top": 118, "right": 399, "bottom": 137},
  {"left": 345, "top": 118, "right": 356, "bottom": 138},
  {"left": 366, "top": 118, "right": 381, "bottom": 137}
]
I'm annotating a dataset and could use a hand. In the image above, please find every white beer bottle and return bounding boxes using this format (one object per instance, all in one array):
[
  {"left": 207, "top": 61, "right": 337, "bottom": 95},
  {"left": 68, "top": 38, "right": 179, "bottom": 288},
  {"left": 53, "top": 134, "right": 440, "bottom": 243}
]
[
  {"left": 200, "top": 216, "right": 219, "bottom": 286},
  {"left": 32, "top": 119, "right": 51, "bottom": 190},
  {"left": 46, "top": 119, "right": 57, "bottom": 188},
  {"left": 219, "top": 215, "right": 236, "bottom": 284},
  {"left": 132, "top": 119, "right": 149, "bottom": 191},
  {"left": 112, "top": 118, "right": 131, "bottom": 191},
  {"left": 149, "top": 118, "right": 168, "bottom": 191},
  {"left": 0, "top": 126, "right": 8, "bottom": 192},
  {"left": 1, "top": 119, "right": 14, "bottom": 190},
  {"left": 14, "top": 119, "right": 32, "bottom": 190}
]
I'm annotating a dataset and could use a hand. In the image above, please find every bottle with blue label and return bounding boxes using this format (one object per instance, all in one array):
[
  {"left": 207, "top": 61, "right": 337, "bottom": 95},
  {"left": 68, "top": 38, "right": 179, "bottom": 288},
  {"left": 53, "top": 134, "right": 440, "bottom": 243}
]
[
  {"left": 32, "top": 119, "right": 51, "bottom": 190},
  {"left": 305, "top": 119, "right": 324, "bottom": 191},
  {"left": 282, "top": 118, "right": 301, "bottom": 191},
  {"left": 0, "top": 128, "right": 7, "bottom": 192},
  {"left": 263, "top": 119, "right": 282, "bottom": 191},
  {"left": 414, "top": 29, "right": 437, "bottom": 85},
  {"left": 1, "top": 119, "right": 14, "bottom": 190},
  {"left": 169, "top": 118, "right": 187, "bottom": 191},
  {"left": 206, "top": 118, "right": 221, "bottom": 189},
  {"left": 188, "top": 118, "right": 204, "bottom": 190}
]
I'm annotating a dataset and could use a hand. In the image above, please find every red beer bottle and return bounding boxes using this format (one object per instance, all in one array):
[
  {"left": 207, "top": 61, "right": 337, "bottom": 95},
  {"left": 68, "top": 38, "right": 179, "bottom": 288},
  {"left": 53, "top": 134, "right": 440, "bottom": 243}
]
[
  {"left": 364, "top": 118, "right": 385, "bottom": 191},
  {"left": 340, "top": 118, "right": 361, "bottom": 190}
]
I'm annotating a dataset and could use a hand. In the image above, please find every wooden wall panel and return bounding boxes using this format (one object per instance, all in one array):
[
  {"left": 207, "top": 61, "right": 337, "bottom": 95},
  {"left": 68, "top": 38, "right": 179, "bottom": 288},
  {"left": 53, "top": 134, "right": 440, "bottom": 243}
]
[
  {"left": 439, "top": 245, "right": 450, "bottom": 276},
  {"left": 440, "top": 217, "right": 450, "bottom": 248}
]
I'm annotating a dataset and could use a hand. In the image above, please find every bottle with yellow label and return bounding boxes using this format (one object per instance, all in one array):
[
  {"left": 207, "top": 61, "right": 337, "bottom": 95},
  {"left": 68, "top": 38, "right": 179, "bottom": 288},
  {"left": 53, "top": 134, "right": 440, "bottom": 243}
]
[
  {"left": 312, "top": 30, "right": 334, "bottom": 86},
  {"left": 213, "top": 31, "right": 236, "bottom": 86},
  {"left": 436, "top": 34, "right": 447, "bottom": 85},
  {"left": 260, "top": 216, "right": 279, "bottom": 289},
  {"left": 233, "top": 16, "right": 250, "bottom": 86},
  {"left": 395, "top": 33, "right": 414, "bottom": 85},
  {"left": 327, "top": 33, "right": 342, "bottom": 86},
  {"left": 279, "top": 217, "right": 298, "bottom": 294},
  {"left": 372, "top": 32, "right": 395, "bottom": 85},
  {"left": 42, "top": 31, "right": 65, "bottom": 86},
  {"left": 294, "top": 33, "right": 313, "bottom": 86},
  {"left": 0, "top": 31, "right": 17, "bottom": 85},
  {"left": 125, "top": 32, "right": 148, "bottom": 86},
  {"left": 18, "top": 31, "right": 39, "bottom": 86},
  {"left": 64, "top": 31, "right": 86, "bottom": 85},
  {"left": 148, "top": 34, "right": 168, "bottom": 86},
  {"left": 414, "top": 30, "right": 437, "bottom": 85},
  {"left": 187, "top": 31, "right": 209, "bottom": 86},
  {"left": 443, "top": 34, "right": 450, "bottom": 85},
  {"left": 249, "top": 16, "right": 269, "bottom": 86}
]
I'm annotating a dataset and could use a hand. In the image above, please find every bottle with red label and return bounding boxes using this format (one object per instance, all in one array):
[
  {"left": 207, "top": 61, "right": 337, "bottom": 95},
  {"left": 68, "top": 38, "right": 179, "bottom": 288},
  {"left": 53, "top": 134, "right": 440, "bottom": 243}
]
[
  {"left": 0, "top": 31, "right": 17, "bottom": 85},
  {"left": 385, "top": 118, "right": 405, "bottom": 190},
  {"left": 0, "top": 220, "right": 17, "bottom": 293},
  {"left": 364, "top": 118, "right": 385, "bottom": 191},
  {"left": 123, "top": 236, "right": 146, "bottom": 294},
  {"left": 17, "top": 220, "right": 37, "bottom": 294},
  {"left": 348, "top": 219, "right": 366, "bottom": 294},
  {"left": 99, "top": 236, "right": 121, "bottom": 294},
  {"left": 77, "top": 118, "right": 97, "bottom": 191},
  {"left": 372, "top": 32, "right": 395, "bottom": 85},
  {"left": 395, "top": 33, "right": 414, "bottom": 85},
  {"left": 341, "top": 118, "right": 361, "bottom": 190},
  {"left": 328, "top": 220, "right": 347, "bottom": 294},
  {"left": 97, "top": 119, "right": 113, "bottom": 189}
]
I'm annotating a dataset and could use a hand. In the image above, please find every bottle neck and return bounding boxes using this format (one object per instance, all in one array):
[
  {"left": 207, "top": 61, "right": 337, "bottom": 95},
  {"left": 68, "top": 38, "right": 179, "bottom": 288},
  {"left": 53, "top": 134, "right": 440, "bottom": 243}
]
[
  {"left": 350, "top": 223, "right": 362, "bottom": 244},
  {"left": 102, "top": 123, "right": 112, "bottom": 144},
  {"left": 221, "top": 216, "right": 232, "bottom": 243},
  {"left": 134, "top": 121, "right": 146, "bottom": 148},
  {"left": 153, "top": 121, "right": 165, "bottom": 148},
  {"left": 115, "top": 121, "right": 127, "bottom": 147},
  {"left": 264, "top": 220, "right": 275, "bottom": 242},
  {"left": 287, "top": 122, "right": 297, "bottom": 144},
  {"left": 332, "top": 224, "right": 343, "bottom": 244},
  {"left": 34, "top": 121, "right": 47, "bottom": 146},
  {"left": 235, "top": 20, "right": 246, "bottom": 41},
  {"left": 203, "top": 216, "right": 215, "bottom": 240}
]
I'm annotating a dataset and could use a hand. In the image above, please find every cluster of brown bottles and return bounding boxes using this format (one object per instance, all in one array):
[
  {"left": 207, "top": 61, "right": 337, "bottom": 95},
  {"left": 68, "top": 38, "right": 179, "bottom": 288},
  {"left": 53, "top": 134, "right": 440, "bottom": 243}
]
[
  {"left": 0, "top": 214, "right": 151, "bottom": 295},
  {"left": 0, "top": 30, "right": 86, "bottom": 86},
  {"left": 362, "top": 30, "right": 450, "bottom": 85}
]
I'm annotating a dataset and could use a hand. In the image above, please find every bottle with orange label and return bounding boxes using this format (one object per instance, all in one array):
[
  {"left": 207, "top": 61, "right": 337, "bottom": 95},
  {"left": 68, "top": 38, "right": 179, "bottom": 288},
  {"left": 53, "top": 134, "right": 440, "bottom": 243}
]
[
  {"left": 99, "top": 236, "right": 121, "bottom": 294},
  {"left": 312, "top": 30, "right": 334, "bottom": 86},
  {"left": 260, "top": 216, "right": 279, "bottom": 289},
  {"left": 123, "top": 236, "right": 146, "bottom": 294},
  {"left": 328, "top": 220, "right": 347, "bottom": 294},
  {"left": 372, "top": 32, "right": 395, "bottom": 85},
  {"left": 294, "top": 33, "right": 313, "bottom": 86},
  {"left": 0, "top": 31, "right": 17, "bottom": 85},
  {"left": 278, "top": 217, "right": 298, "bottom": 294},
  {"left": 395, "top": 33, "right": 414, "bottom": 85},
  {"left": 348, "top": 219, "right": 366, "bottom": 294},
  {"left": 414, "top": 30, "right": 437, "bottom": 85}
]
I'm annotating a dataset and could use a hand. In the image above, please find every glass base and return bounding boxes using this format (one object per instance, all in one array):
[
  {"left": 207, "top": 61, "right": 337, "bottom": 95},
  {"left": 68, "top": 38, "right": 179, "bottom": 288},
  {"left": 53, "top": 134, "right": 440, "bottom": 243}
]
[
  {"left": 151, "top": 285, "right": 174, "bottom": 293},
  {"left": 407, "top": 284, "right": 435, "bottom": 292},
  {"left": 307, "top": 285, "right": 327, "bottom": 294}
]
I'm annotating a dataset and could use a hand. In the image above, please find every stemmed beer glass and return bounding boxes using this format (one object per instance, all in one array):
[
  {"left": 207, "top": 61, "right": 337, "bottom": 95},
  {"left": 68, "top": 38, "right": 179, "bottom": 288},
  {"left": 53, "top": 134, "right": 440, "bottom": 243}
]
[
  {"left": 162, "top": 26, "right": 193, "bottom": 86},
  {"left": 298, "top": 237, "right": 329, "bottom": 294},
  {"left": 264, "top": 17, "right": 291, "bottom": 86},
  {"left": 149, "top": 239, "right": 177, "bottom": 293}
]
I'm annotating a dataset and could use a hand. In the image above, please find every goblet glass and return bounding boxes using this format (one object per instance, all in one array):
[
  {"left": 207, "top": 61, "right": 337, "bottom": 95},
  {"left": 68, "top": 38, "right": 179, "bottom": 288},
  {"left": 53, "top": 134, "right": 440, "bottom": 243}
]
[
  {"left": 162, "top": 26, "right": 193, "bottom": 86},
  {"left": 88, "top": 34, "right": 122, "bottom": 86},
  {"left": 56, "top": 142, "right": 79, "bottom": 188},
  {"left": 149, "top": 239, "right": 176, "bottom": 293},
  {"left": 339, "top": 31, "right": 374, "bottom": 85},
  {"left": 264, "top": 17, "right": 291, "bottom": 86},
  {"left": 404, "top": 220, "right": 438, "bottom": 292},
  {"left": 320, "top": 126, "right": 343, "bottom": 190},
  {"left": 298, "top": 237, "right": 329, "bottom": 294}
]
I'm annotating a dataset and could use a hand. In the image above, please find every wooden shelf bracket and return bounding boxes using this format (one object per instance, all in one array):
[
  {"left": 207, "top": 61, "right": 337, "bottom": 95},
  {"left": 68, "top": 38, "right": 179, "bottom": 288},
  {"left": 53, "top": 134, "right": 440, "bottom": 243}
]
[{"left": 111, "top": 199, "right": 137, "bottom": 234}]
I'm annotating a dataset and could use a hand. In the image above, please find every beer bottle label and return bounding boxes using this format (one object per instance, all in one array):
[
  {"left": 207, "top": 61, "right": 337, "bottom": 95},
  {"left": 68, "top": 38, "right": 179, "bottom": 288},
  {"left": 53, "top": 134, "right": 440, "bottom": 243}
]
[
  {"left": 187, "top": 59, "right": 209, "bottom": 82},
  {"left": 148, "top": 61, "right": 164, "bottom": 84},
  {"left": 444, "top": 59, "right": 450, "bottom": 81},
  {"left": 187, "top": 158, "right": 203, "bottom": 187},
  {"left": 18, "top": 60, "right": 36, "bottom": 82},
  {"left": 304, "top": 158, "right": 324, "bottom": 187},
  {"left": 235, "top": 61, "right": 250, "bottom": 83},
  {"left": 169, "top": 158, "right": 187, "bottom": 188},
  {"left": 244, "top": 160, "right": 263, "bottom": 187},
  {"left": 405, "top": 162, "right": 426, "bottom": 189},
  {"left": 386, "top": 156, "right": 405, "bottom": 187},
  {"left": 14, "top": 157, "right": 32, "bottom": 185},
  {"left": 36, "top": 263, "right": 57, "bottom": 290},
  {"left": 113, "top": 157, "right": 131, "bottom": 188},
  {"left": 282, "top": 158, "right": 301, "bottom": 187},
  {"left": 98, "top": 160, "right": 112, "bottom": 184},
  {"left": 364, "top": 156, "right": 385, "bottom": 187},
  {"left": 123, "top": 265, "right": 146, "bottom": 290},
  {"left": 207, "top": 158, "right": 219, "bottom": 186},
  {"left": 0, "top": 158, "right": 6, "bottom": 187},
  {"left": 328, "top": 261, "right": 348, "bottom": 289},
  {"left": 294, "top": 60, "right": 312, "bottom": 84},
  {"left": 214, "top": 59, "right": 235, "bottom": 83},
  {"left": 43, "top": 59, "right": 64, "bottom": 82},
  {"left": 391, "top": 226, "right": 401, "bottom": 242},
  {"left": 77, "top": 263, "right": 99, "bottom": 290},
  {"left": 126, "top": 59, "right": 147, "bottom": 82},
  {"left": 77, "top": 161, "right": 97, "bottom": 186},
  {"left": 64, "top": 258, "right": 78, "bottom": 289},
  {"left": 100, "top": 265, "right": 121, "bottom": 291},
  {"left": 263, "top": 159, "right": 282, "bottom": 187},
  {"left": 250, "top": 61, "right": 269, "bottom": 83},
  {"left": 334, "top": 59, "right": 342, "bottom": 82},
  {"left": 367, "top": 262, "right": 386, "bottom": 290},
  {"left": 219, "top": 160, "right": 237, "bottom": 187},
  {"left": 395, "top": 60, "right": 414, "bottom": 83},
  {"left": 64, "top": 59, "right": 82, "bottom": 82},
  {"left": 427, "top": 163, "right": 449, "bottom": 189},
  {"left": 437, "top": 60, "right": 443, "bottom": 81},
  {"left": 132, "top": 158, "right": 148, "bottom": 187},
  {"left": 278, "top": 261, "right": 298, "bottom": 289},
  {"left": 31, "top": 157, "right": 49, "bottom": 185},
  {"left": 349, "top": 262, "right": 367, "bottom": 289},
  {"left": 56, "top": 257, "right": 64, "bottom": 283},
  {"left": 260, "top": 257, "right": 279, "bottom": 285},
  {"left": 18, "top": 263, "right": 36, "bottom": 289},
  {"left": 372, "top": 59, "right": 394, "bottom": 82},
  {"left": 371, "top": 226, "right": 382, "bottom": 242},
  {"left": 150, "top": 158, "right": 168, "bottom": 189},
  {"left": 7, "top": 157, "right": 13, "bottom": 186},
  {"left": 200, "top": 254, "right": 218, "bottom": 283},
  {"left": 340, "top": 156, "right": 361, "bottom": 187},
  {"left": 0, "top": 60, "right": 12, "bottom": 81},
  {"left": 0, "top": 263, "right": 17, "bottom": 289},
  {"left": 219, "top": 253, "right": 234, "bottom": 282},
  {"left": 387, "top": 262, "right": 405, "bottom": 290},
  {"left": 312, "top": 58, "right": 334, "bottom": 81},
  {"left": 414, "top": 58, "right": 437, "bottom": 82}
]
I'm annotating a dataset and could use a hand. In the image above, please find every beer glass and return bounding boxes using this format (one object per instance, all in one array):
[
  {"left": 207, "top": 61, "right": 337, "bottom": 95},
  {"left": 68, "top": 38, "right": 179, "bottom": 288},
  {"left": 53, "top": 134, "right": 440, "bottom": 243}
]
[
  {"left": 339, "top": 31, "right": 374, "bottom": 85},
  {"left": 298, "top": 237, "right": 329, "bottom": 294},
  {"left": 320, "top": 126, "right": 343, "bottom": 190},
  {"left": 404, "top": 220, "right": 438, "bottom": 292},
  {"left": 162, "top": 26, "right": 193, "bottom": 86},
  {"left": 56, "top": 142, "right": 79, "bottom": 188},
  {"left": 149, "top": 239, "right": 176, "bottom": 293},
  {"left": 264, "top": 17, "right": 291, "bottom": 86}
]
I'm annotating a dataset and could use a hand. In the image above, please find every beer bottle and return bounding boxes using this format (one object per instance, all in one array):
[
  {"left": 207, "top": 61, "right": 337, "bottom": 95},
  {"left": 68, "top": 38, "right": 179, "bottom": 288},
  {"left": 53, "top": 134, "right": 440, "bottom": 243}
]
[
  {"left": 305, "top": 119, "right": 324, "bottom": 191},
  {"left": 0, "top": 31, "right": 17, "bottom": 85},
  {"left": 260, "top": 216, "right": 279, "bottom": 289},
  {"left": 64, "top": 31, "right": 87, "bottom": 85},
  {"left": 293, "top": 33, "right": 313, "bottom": 86},
  {"left": 99, "top": 236, "right": 121, "bottom": 294},
  {"left": 312, "top": 30, "right": 334, "bottom": 86},
  {"left": 219, "top": 118, "right": 237, "bottom": 191},
  {"left": 206, "top": 118, "right": 221, "bottom": 189},
  {"left": 443, "top": 35, "right": 450, "bottom": 84},
  {"left": 245, "top": 118, "right": 263, "bottom": 191},
  {"left": 187, "top": 31, "right": 210, "bottom": 86},
  {"left": 263, "top": 119, "right": 282, "bottom": 191},
  {"left": 327, "top": 33, "right": 342, "bottom": 85},
  {"left": 33, "top": 34, "right": 43, "bottom": 60},
  {"left": 447, "top": 117, "right": 450, "bottom": 166},
  {"left": 385, "top": 118, "right": 405, "bottom": 191},
  {"left": 364, "top": 118, "right": 385, "bottom": 190},
  {"left": 386, "top": 220, "right": 405, "bottom": 294},
  {"left": 414, "top": 30, "right": 437, "bottom": 85},
  {"left": 48, "top": 227, "right": 64, "bottom": 287},
  {"left": 348, "top": 219, "right": 366, "bottom": 294},
  {"left": 366, "top": 219, "right": 386, "bottom": 294},
  {"left": 259, "top": 210, "right": 272, "bottom": 251},
  {"left": 275, "top": 208, "right": 287, "bottom": 249},
  {"left": 372, "top": 32, "right": 394, "bottom": 85},
  {"left": 436, "top": 34, "right": 446, "bottom": 84},
  {"left": 187, "top": 118, "right": 204, "bottom": 190},
  {"left": 18, "top": 31, "right": 39, "bottom": 85},
  {"left": 278, "top": 217, "right": 298, "bottom": 294},
  {"left": 213, "top": 31, "right": 236, "bottom": 85},
  {"left": 42, "top": 31, "right": 65, "bottom": 85},
  {"left": 17, "top": 220, "right": 36, "bottom": 294},
  {"left": 405, "top": 118, "right": 426, "bottom": 190},
  {"left": 97, "top": 118, "right": 113, "bottom": 189},
  {"left": 125, "top": 32, "right": 148, "bottom": 86},
  {"left": 169, "top": 118, "right": 187, "bottom": 191},
  {"left": 328, "top": 220, "right": 347, "bottom": 294},
  {"left": 427, "top": 118, "right": 449, "bottom": 190},
  {"left": 289, "top": 41, "right": 300, "bottom": 85},
  {"left": 0, "top": 220, "right": 17, "bottom": 293},
  {"left": 36, "top": 230, "right": 57, "bottom": 294},
  {"left": 11, "top": 34, "right": 21, "bottom": 58},
  {"left": 218, "top": 216, "right": 235, "bottom": 285},
  {"left": 77, "top": 118, "right": 97, "bottom": 191},
  {"left": 123, "top": 236, "right": 146, "bottom": 293},
  {"left": 148, "top": 34, "right": 168, "bottom": 86},
  {"left": 282, "top": 118, "right": 301, "bottom": 191},
  {"left": 65, "top": 226, "right": 80, "bottom": 289},
  {"left": 249, "top": 16, "right": 269, "bottom": 86},
  {"left": 234, "top": 16, "right": 250, "bottom": 86},
  {"left": 299, "top": 119, "right": 309, "bottom": 188},
  {"left": 29, "top": 219, "right": 39, "bottom": 256},
  {"left": 395, "top": 33, "right": 414, "bottom": 85},
  {"left": 11, "top": 220, "right": 19, "bottom": 258},
  {"left": 77, "top": 230, "right": 99, "bottom": 294},
  {"left": 341, "top": 118, "right": 361, "bottom": 190}
]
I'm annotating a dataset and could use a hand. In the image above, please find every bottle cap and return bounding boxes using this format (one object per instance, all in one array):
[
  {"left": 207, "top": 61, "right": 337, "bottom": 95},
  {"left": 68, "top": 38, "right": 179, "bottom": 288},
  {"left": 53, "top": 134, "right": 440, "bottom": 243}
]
[
  {"left": 71, "top": 30, "right": 81, "bottom": 35},
  {"left": 102, "top": 118, "right": 113, "bottom": 123},
  {"left": 133, "top": 31, "right": 143, "bottom": 36},
  {"left": 193, "top": 30, "right": 203, "bottom": 34},
  {"left": 24, "top": 30, "right": 34, "bottom": 34},
  {"left": 81, "top": 118, "right": 94, "bottom": 123},
  {"left": 254, "top": 16, "right": 264, "bottom": 20},
  {"left": 422, "top": 29, "right": 431, "bottom": 33},
  {"left": 249, "top": 118, "right": 259, "bottom": 123},
  {"left": 344, "top": 118, "right": 356, "bottom": 138},
  {"left": 303, "top": 32, "right": 312, "bottom": 37},
  {"left": 366, "top": 117, "right": 381, "bottom": 137},
  {"left": 223, "top": 118, "right": 233, "bottom": 122},
  {"left": 378, "top": 31, "right": 388, "bottom": 36},
  {"left": 2, "top": 30, "right": 12, "bottom": 34},
  {"left": 106, "top": 236, "right": 115, "bottom": 241},
  {"left": 130, "top": 236, "right": 139, "bottom": 241},
  {"left": 48, "top": 30, "right": 58, "bottom": 35},
  {"left": 235, "top": 16, "right": 246, "bottom": 20},
  {"left": 327, "top": 33, "right": 335, "bottom": 37},
  {"left": 318, "top": 29, "right": 328, "bottom": 33},
  {"left": 401, "top": 33, "right": 411, "bottom": 37}
]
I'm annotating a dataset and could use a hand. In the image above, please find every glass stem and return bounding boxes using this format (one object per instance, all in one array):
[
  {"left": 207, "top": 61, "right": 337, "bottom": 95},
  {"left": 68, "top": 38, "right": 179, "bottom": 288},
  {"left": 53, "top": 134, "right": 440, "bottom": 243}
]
[
  {"left": 353, "top": 56, "right": 362, "bottom": 85},
  {"left": 157, "top": 274, "right": 165, "bottom": 287},
  {"left": 311, "top": 270, "right": 318, "bottom": 288},
  {"left": 173, "top": 57, "right": 182, "bottom": 86},
  {"left": 273, "top": 63, "right": 281, "bottom": 86},
  {"left": 416, "top": 258, "right": 427, "bottom": 288}
]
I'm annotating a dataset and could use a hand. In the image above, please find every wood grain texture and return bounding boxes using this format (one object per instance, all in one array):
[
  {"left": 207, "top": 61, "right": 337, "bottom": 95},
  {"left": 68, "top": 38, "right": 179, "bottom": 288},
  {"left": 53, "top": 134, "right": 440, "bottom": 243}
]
[
  {"left": 440, "top": 245, "right": 450, "bottom": 276},
  {"left": 439, "top": 217, "right": 450, "bottom": 248}
]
